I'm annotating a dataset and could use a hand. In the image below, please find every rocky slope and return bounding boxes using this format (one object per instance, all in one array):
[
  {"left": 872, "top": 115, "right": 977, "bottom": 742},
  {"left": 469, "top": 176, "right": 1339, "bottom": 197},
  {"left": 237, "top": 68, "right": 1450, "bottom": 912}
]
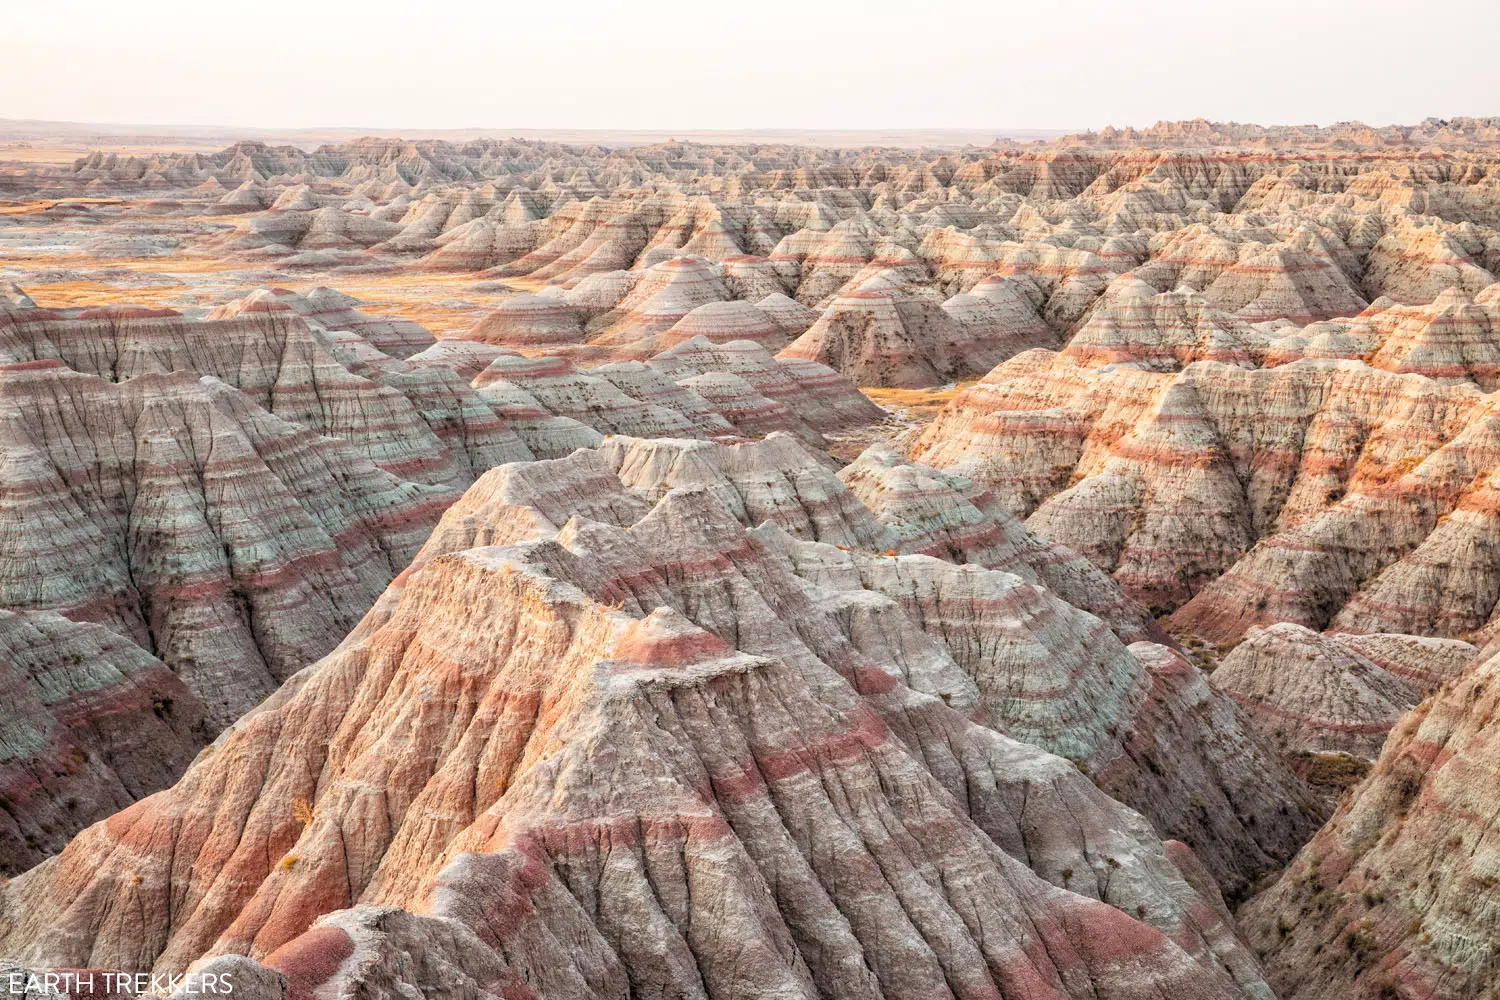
[
  {"left": 1241, "top": 646, "right": 1500, "bottom": 999},
  {"left": 907, "top": 349, "right": 1500, "bottom": 643},
  {"left": 777, "top": 269, "right": 1047, "bottom": 387},
  {"left": 0, "top": 361, "right": 451, "bottom": 725},
  {"left": 0, "top": 608, "right": 206, "bottom": 876},
  {"left": 0, "top": 274, "right": 886, "bottom": 885},
  {"left": 0, "top": 439, "right": 1306, "bottom": 998},
  {"left": 0, "top": 292, "right": 526, "bottom": 489},
  {"left": 1210, "top": 624, "right": 1429, "bottom": 760},
  {"left": 461, "top": 336, "right": 881, "bottom": 456}
]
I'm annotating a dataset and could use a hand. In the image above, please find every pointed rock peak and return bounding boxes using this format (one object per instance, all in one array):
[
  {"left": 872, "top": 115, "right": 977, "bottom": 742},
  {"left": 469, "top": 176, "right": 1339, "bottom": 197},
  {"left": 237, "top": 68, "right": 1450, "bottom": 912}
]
[
  {"left": 968, "top": 272, "right": 1041, "bottom": 304},
  {"left": 633, "top": 484, "right": 753, "bottom": 550},
  {"left": 610, "top": 606, "right": 734, "bottom": 672},
  {"left": 755, "top": 291, "right": 809, "bottom": 312},
  {"left": 305, "top": 286, "right": 363, "bottom": 309},
  {"left": 845, "top": 441, "right": 907, "bottom": 471},
  {"left": 1135, "top": 377, "right": 1220, "bottom": 446},
  {"left": 1102, "top": 271, "right": 1161, "bottom": 300},
  {"left": 1429, "top": 285, "right": 1479, "bottom": 312}
]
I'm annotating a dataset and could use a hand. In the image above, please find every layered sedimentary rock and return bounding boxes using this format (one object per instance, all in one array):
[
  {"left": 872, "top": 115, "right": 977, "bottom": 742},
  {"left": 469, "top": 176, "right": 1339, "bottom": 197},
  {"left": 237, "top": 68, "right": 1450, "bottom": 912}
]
[
  {"left": 18, "top": 130, "right": 1500, "bottom": 417},
  {"left": 762, "top": 525, "right": 1320, "bottom": 889},
  {"left": 0, "top": 291, "right": 537, "bottom": 867},
  {"left": 1338, "top": 287, "right": 1500, "bottom": 388},
  {"left": 590, "top": 360, "right": 738, "bottom": 438},
  {"left": 779, "top": 270, "right": 1035, "bottom": 387},
  {"left": 1241, "top": 646, "right": 1500, "bottom": 1000},
  {"left": 676, "top": 370, "right": 821, "bottom": 444},
  {"left": 1064, "top": 274, "right": 1262, "bottom": 370},
  {"left": 206, "top": 286, "right": 436, "bottom": 359},
  {"left": 599, "top": 434, "right": 884, "bottom": 546},
  {"left": 0, "top": 443, "right": 1296, "bottom": 999},
  {"left": 471, "top": 354, "right": 706, "bottom": 440},
  {"left": 659, "top": 299, "right": 789, "bottom": 350},
  {"left": 7, "top": 118, "right": 1500, "bottom": 1000},
  {"left": 404, "top": 339, "right": 517, "bottom": 382},
  {"left": 1210, "top": 623, "right": 1419, "bottom": 760},
  {"left": 0, "top": 609, "right": 206, "bottom": 876},
  {"left": 597, "top": 435, "right": 1318, "bottom": 885},
  {"left": 754, "top": 290, "right": 820, "bottom": 337},
  {"left": 461, "top": 339, "right": 879, "bottom": 454},
  {"left": 1198, "top": 246, "right": 1367, "bottom": 325},
  {"left": 1328, "top": 631, "right": 1477, "bottom": 692},
  {"left": 1257, "top": 286, "right": 1500, "bottom": 389},
  {"left": 0, "top": 362, "right": 450, "bottom": 725},
  {"left": 456, "top": 256, "right": 800, "bottom": 363},
  {"left": 836, "top": 443, "right": 1163, "bottom": 643},
  {"left": 649, "top": 336, "right": 885, "bottom": 432},
  {"left": 0, "top": 294, "right": 527, "bottom": 489},
  {"left": 769, "top": 218, "right": 919, "bottom": 305},
  {"left": 908, "top": 349, "right": 1500, "bottom": 639},
  {"left": 1363, "top": 218, "right": 1499, "bottom": 304},
  {"left": 941, "top": 272, "right": 1057, "bottom": 353},
  {"left": 462, "top": 293, "right": 586, "bottom": 348},
  {"left": 417, "top": 201, "right": 539, "bottom": 271},
  {"left": 576, "top": 254, "right": 734, "bottom": 357}
]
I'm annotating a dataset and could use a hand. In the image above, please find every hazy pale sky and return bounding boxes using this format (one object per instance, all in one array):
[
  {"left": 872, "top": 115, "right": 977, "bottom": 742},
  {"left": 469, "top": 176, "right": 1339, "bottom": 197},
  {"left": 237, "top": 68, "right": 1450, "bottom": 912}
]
[{"left": 6, "top": 0, "right": 1498, "bottom": 131}]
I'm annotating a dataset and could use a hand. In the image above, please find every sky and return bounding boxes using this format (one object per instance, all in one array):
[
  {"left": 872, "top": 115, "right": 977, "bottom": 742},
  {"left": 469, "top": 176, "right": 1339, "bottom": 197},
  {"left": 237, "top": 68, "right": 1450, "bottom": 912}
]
[{"left": 5, "top": 0, "right": 1499, "bottom": 132}]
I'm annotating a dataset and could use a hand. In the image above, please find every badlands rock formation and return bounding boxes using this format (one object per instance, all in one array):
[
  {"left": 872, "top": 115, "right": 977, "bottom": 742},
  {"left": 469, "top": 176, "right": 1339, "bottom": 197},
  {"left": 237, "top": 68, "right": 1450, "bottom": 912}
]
[
  {"left": 0, "top": 609, "right": 205, "bottom": 876},
  {"left": 0, "top": 227, "right": 895, "bottom": 892},
  {"left": 1211, "top": 624, "right": 1432, "bottom": 760},
  {"left": 0, "top": 361, "right": 449, "bottom": 724},
  {"left": 1242, "top": 645, "right": 1500, "bottom": 999},
  {"left": 907, "top": 349, "right": 1500, "bottom": 642},
  {"left": 0, "top": 274, "right": 886, "bottom": 878},
  {"left": 778, "top": 270, "right": 1048, "bottom": 387},
  {"left": 6, "top": 119, "right": 1500, "bottom": 998},
  {"left": 0, "top": 292, "right": 523, "bottom": 488},
  {"left": 0, "top": 439, "right": 1305, "bottom": 999},
  {"left": 464, "top": 293, "right": 586, "bottom": 348},
  {"left": 21, "top": 119, "right": 1500, "bottom": 389},
  {"left": 460, "top": 338, "right": 879, "bottom": 455},
  {"left": 206, "top": 285, "right": 436, "bottom": 358},
  {"left": 835, "top": 443, "right": 1164, "bottom": 643}
]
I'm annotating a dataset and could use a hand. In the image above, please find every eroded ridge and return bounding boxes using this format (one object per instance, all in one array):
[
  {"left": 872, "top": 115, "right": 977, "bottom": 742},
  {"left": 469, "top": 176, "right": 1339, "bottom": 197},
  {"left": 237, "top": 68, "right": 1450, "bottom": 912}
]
[{"left": 0, "top": 439, "right": 1309, "bottom": 999}]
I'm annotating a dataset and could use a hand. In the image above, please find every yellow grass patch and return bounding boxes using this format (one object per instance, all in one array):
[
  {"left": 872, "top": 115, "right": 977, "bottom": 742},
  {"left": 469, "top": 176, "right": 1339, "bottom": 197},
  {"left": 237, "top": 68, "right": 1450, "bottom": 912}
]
[{"left": 862, "top": 381, "right": 976, "bottom": 422}]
